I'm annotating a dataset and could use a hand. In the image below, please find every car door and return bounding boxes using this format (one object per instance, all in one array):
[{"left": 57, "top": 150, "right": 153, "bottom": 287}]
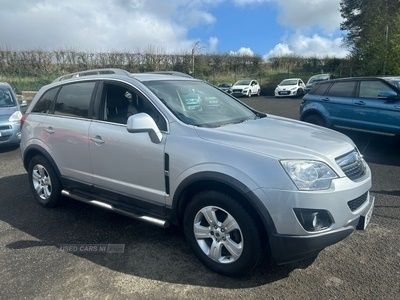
[
  {"left": 322, "top": 80, "right": 358, "bottom": 127},
  {"left": 44, "top": 81, "right": 96, "bottom": 184},
  {"left": 352, "top": 79, "right": 400, "bottom": 134},
  {"left": 89, "top": 80, "right": 168, "bottom": 206}
]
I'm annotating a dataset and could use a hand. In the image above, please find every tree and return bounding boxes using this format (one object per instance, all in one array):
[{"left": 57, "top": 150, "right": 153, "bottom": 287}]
[{"left": 340, "top": 0, "right": 400, "bottom": 75}]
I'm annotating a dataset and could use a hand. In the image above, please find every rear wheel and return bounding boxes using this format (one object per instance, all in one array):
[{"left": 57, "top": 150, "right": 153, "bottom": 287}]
[
  {"left": 183, "top": 191, "right": 264, "bottom": 276},
  {"left": 303, "top": 114, "right": 326, "bottom": 127},
  {"left": 28, "top": 155, "right": 62, "bottom": 207}
]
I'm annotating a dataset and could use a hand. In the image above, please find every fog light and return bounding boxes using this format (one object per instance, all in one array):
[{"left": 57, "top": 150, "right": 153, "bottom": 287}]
[{"left": 294, "top": 208, "right": 333, "bottom": 232}]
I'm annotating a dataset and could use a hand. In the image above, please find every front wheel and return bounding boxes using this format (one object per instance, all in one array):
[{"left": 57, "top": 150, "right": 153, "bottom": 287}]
[
  {"left": 183, "top": 191, "right": 264, "bottom": 276},
  {"left": 303, "top": 114, "right": 326, "bottom": 127}
]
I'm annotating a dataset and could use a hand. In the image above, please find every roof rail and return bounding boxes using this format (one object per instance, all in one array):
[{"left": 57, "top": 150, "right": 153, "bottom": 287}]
[
  {"left": 53, "top": 68, "right": 131, "bottom": 82},
  {"left": 145, "top": 71, "right": 193, "bottom": 78}
]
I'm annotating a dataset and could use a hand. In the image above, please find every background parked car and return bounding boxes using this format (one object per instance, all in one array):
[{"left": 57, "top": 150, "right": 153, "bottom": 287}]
[
  {"left": 217, "top": 83, "right": 232, "bottom": 93},
  {"left": 231, "top": 79, "right": 260, "bottom": 97},
  {"left": 384, "top": 76, "right": 400, "bottom": 89},
  {"left": 274, "top": 78, "right": 305, "bottom": 97},
  {"left": 300, "top": 77, "right": 400, "bottom": 136},
  {"left": 305, "top": 74, "right": 334, "bottom": 93},
  {"left": 0, "top": 82, "right": 25, "bottom": 146}
]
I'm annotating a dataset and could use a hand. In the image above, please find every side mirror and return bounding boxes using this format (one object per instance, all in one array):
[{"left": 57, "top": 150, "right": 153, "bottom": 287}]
[
  {"left": 126, "top": 113, "right": 163, "bottom": 144},
  {"left": 378, "top": 90, "right": 398, "bottom": 100}
]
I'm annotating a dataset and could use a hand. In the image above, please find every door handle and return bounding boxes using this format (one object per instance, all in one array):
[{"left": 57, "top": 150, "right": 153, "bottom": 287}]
[
  {"left": 90, "top": 135, "right": 105, "bottom": 144},
  {"left": 354, "top": 100, "right": 366, "bottom": 106},
  {"left": 44, "top": 126, "right": 55, "bottom": 134},
  {"left": 322, "top": 97, "right": 330, "bottom": 102}
]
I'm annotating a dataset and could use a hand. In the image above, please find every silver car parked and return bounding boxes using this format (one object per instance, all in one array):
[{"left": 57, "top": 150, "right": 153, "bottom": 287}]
[
  {"left": 21, "top": 69, "right": 374, "bottom": 276},
  {"left": 0, "top": 82, "right": 23, "bottom": 146}
]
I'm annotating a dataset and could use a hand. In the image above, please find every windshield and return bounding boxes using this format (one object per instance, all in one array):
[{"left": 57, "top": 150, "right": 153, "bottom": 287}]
[
  {"left": 234, "top": 80, "right": 251, "bottom": 86},
  {"left": 389, "top": 79, "right": 400, "bottom": 89},
  {"left": 308, "top": 74, "right": 330, "bottom": 84},
  {"left": 144, "top": 80, "right": 257, "bottom": 128},
  {"left": 0, "top": 88, "right": 16, "bottom": 108},
  {"left": 280, "top": 79, "right": 298, "bottom": 86}
]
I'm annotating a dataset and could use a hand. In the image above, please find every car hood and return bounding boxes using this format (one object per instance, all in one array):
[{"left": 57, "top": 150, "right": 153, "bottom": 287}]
[
  {"left": 277, "top": 85, "right": 297, "bottom": 89},
  {"left": 0, "top": 106, "right": 17, "bottom": 121},
  {"left": 231, "top": 85, "right": 249, "bottom": 89},
  {"left": 195, "top": 115, "right": 355, "bottom": 162}
]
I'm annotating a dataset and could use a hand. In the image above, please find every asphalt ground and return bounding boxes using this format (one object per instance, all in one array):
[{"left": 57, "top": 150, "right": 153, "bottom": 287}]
[{"left": 0, "top": 96, "right": 399, "bottom": 299}]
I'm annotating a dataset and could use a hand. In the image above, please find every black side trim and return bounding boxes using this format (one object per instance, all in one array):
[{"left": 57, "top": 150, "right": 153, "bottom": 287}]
[
  {"left": 23, "top": 145, "right": 62, "bottom": 178},
  {"left": 172, "top": 171, "right": 277, "bottom": 235},
  {"left": 61, "top": 177, "right": 166, "bottom": 219},
  {"left": 164, "top": 153, "right": 170, "bottom": 195}
]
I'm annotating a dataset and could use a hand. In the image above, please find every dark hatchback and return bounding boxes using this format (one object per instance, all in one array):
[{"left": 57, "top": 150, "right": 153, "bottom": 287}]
[{"left": 300, "top": 77, "right": 400, "bottom": 136}]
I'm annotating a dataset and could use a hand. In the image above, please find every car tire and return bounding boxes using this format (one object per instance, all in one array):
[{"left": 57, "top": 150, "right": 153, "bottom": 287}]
[
  {"left": 28, "top": 155, "right": 62, "bottom": 207},
  {"left": 183, "top": 190, "right": 264, "bottom": 276},
  {"left": 296, "top": 89, "right": 304, "bottom": 97},
  {"left": 304, "top": 114, "right": 326, "bottom": 127},
  {"left": 247, "top": 90, "right": 252, "bottom": 98},
  {"left": 257, "top": 89, "right": 261, "bottom": 96}
]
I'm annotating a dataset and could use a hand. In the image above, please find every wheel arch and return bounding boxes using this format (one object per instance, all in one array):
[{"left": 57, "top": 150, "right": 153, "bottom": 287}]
[
  {"left": 300, "top": 108, "right": 328, "bottom": 124},
  {"left": 171, "top": 172, "right": 277, "bottom": 236},
  {"left": 23, "top": 145, "right": 62, "bottom": 179}
]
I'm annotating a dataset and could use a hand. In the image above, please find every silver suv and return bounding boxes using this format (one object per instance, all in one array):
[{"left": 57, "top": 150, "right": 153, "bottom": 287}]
[{"left": 21, "top": 69, "right": 374, "bottom": 276}]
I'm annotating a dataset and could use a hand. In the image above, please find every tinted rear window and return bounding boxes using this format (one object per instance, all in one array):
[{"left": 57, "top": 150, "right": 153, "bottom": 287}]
[
  {"left": 32, "top": 87, "right": 59, "bottom": 113},
  {"left": 54, "top": 82, "right": 95, "bottom": 118},
  {"left": 309, "top": 82, "right": 331, "bottom": 95},
  {"left": 326, "top": 81, "right": 356, "bottom": 97},
  {"left": 359, "top": 80, "right": 395, "bottom": 98}
]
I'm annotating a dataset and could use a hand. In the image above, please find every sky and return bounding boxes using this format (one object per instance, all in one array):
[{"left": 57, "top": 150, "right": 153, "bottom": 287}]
[{"left": 0, "top": 0, "right": 349, "bottom": 58}]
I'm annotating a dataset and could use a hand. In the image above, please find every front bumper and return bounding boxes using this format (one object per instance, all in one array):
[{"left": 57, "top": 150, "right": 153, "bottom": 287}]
[
  {"left": 231, "top": 90, "right": 248, "bottom": 97},
  {"left": 270, "top": 196, "right": 374, "bottom": 264},
  {"left": 275, "top": 89, "right": 297, "bottom": 97},
  {"left": 252, "top": 165, "right": 373, "bottom": 264},
  {"left": 0, "top": 121, "right": 21, "bottom": 145}
]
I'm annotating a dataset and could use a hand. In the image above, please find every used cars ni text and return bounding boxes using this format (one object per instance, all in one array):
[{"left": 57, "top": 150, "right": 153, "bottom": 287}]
[{"left": 21, "top": 69, "right": 374, "bottom": 276}]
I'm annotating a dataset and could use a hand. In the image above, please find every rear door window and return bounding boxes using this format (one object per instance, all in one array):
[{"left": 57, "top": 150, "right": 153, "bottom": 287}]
[
  {"left": 359, "top": 80, "right": 395, "bottom": 98},
  {"left": 54, "top": 82, "right": 96, "bottom": 118},
  {"left": 326, "top": 81, "right": 356, "bottom": 97},
  {"left": 309, "top": 82, "right": 331, "bottom": 95},
  {"left": 32, "top": 87, "right": 59, "bottom": 113}
]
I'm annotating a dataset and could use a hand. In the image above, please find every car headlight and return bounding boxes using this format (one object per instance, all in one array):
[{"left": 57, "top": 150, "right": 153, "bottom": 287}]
[
  {"left": 243, "top": 87, "right": 248, "bottom": 90},
  {"left": 291, "top": 87, "right": 298, "bottom": 90},
  {"left": 8, "top": 111, "right": 23, "bottom": 122},
  {"left": 280, "top": 160, "right": 338, "bottom": 190}
]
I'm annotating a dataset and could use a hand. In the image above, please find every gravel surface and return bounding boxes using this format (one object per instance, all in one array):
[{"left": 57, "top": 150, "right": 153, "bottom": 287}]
[{"left": 0, "top": 96, "right": 399, "bottom": 299}]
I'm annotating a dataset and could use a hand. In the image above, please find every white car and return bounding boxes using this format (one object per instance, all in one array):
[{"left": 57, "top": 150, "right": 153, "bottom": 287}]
[
  {"left": 231, "top": 79, "right": 261, "bottom": 97},
  {"left": 275, "top": 78, "right": 305, "bottom": 97}
]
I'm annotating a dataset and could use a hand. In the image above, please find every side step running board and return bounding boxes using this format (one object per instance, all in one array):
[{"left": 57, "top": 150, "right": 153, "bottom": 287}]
[{"left": 61, "top": 190, "right": 169, "bottom": 228}]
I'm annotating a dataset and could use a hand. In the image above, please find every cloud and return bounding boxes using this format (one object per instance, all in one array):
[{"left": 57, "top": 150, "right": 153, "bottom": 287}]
[
  {"left": 265, "top": 34, "right": 349, "bottom": 58},
  {"left": 275, "top": 0, "right": 342, "bottom": 32},
  {"left": 234, "top": 0, "right": 342, "bottom": 32},
  {"left": 229, "top": 47, "right": 255, "bottom": 56},
  {"left": 0, "top": 0, "right": 218, "bottom": 52},
  {"left": 208, "top": 37, "right": 219, "bottom": 53}
]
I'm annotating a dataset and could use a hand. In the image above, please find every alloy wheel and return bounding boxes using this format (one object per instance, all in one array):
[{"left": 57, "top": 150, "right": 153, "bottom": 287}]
[{"left": 193, "top": 206, "right": 244, "bottom": 264}]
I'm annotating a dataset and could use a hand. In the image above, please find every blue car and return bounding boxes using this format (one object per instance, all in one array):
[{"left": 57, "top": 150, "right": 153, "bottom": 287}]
[
  {"left": 0, "top": 82, "right": 23, "bottom": 146},
  {"left": 300, "top": 77, "right": 400, "bottom": 136}
]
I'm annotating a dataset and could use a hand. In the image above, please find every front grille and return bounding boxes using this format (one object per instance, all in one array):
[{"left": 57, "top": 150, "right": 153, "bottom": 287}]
[
  {"left": 348, "top": 193, "right": 368, "bottom": 211},
  {"left": 0, "top": 125, "right": 11, "bottom": 130},
  {"left": 0, "top": 136, "right": 10, "bottom": 142},
  {"left": 336, "top": 150, "right": 366, "bottom": 181}
]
